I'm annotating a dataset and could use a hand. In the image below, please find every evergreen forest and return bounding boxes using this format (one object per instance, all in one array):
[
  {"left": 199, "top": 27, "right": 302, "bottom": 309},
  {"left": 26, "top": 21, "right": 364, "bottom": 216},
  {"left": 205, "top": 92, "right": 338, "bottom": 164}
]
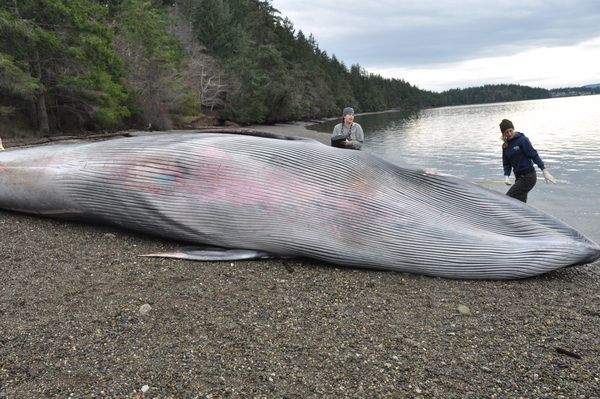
[{"left": 0, "top": 0, "right": 560, "bottom": 137}]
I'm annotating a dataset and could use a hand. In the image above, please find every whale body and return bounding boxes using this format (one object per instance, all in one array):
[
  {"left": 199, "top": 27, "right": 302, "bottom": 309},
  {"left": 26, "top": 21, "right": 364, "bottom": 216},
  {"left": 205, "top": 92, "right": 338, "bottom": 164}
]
[{"left": 1, "top": 131, "right": 599, "bottom": 279}]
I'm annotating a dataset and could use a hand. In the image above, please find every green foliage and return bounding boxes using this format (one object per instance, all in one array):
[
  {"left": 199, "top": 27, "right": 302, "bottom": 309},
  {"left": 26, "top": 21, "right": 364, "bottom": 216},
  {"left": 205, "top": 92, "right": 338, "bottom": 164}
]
[
  {"left": 0, "top": 105, "right": 16, "bottom": 118},
  {"left": 0, "top": 52, "right": 39, "bottom": 99},
  {"left": 440, "top": 84, "right": 551, "bottom": 105},
  {"left": 0, "top": 0, "right": 131, "bottom": 132},
  {"left": 63, "top": 70, "right": 131, "bottom": 126},
  {"left": 178, "top": 94, "right": 202, "bottom": 116},
  {"left": 112, "top": 0, "right": 182, "bottom": 68},
  {"left": 110, "top": 0, "right": 198, "bottom": 129},
  {"left": 188, "top": 0, "right": 239, "bottom": 59},
  {"left": 181, "top": 0, "right": 440, "bottom": 122},
  {"left": 0, "top": 9, "right": 39, "bottom": 103}
]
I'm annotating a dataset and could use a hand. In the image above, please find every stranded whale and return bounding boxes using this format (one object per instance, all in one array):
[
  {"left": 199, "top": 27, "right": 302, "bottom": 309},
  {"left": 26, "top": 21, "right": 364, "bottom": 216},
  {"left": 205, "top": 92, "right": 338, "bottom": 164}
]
[{"left": 1, "top": 131, "right": 598, "bottom": 279}]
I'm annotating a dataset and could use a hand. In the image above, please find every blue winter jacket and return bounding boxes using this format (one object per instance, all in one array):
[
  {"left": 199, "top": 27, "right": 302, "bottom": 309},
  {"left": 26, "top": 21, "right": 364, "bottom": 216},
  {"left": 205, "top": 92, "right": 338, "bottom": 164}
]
[{"left": 502, "top": 132, "right": 545, "bottom": 176}]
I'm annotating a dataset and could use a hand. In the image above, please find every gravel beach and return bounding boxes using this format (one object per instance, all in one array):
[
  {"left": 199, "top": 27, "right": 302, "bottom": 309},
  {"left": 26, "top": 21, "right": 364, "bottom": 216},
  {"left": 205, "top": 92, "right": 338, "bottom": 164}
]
[{"left": 1, "top": 124, "right": 600, "bottom": 398}]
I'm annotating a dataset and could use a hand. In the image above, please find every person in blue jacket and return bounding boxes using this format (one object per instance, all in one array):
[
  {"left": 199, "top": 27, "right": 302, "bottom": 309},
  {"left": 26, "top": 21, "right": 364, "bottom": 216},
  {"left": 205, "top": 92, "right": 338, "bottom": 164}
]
[{"left": 500, "top": 119, "right": 556, "bottom": 203}]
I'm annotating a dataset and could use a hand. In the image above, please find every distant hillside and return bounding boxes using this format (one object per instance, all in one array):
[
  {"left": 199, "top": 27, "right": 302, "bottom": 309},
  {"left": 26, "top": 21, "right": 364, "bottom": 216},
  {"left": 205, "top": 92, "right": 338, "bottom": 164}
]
[
  {"left": 440, "top": 84, "right": 550, "bottom": 105},
  {"left": 550, "top": 85, "right": 600, "bottom": 97}
]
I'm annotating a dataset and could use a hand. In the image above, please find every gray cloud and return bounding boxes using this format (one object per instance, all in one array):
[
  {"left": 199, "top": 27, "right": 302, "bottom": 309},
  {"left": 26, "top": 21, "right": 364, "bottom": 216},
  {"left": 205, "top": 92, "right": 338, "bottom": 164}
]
[
  {"left": 276, "top": 0, "right": 600, "bottom": 66},
  {"left": 272, "top": 0, "right": 600, "bottom": 89}
]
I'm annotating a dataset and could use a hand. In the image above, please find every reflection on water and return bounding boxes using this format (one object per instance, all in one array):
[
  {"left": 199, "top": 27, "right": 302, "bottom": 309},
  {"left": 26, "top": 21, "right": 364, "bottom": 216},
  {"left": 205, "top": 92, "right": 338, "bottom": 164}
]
[{"left": 310, "top": 96, "right": 600, "bottom": 243}]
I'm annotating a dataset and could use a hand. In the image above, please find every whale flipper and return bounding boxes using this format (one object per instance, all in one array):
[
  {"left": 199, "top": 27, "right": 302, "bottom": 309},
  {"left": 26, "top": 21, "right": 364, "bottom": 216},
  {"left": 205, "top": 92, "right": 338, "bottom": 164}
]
[{"left": 139, "top": 246, "right": 280, "bottom": 261}]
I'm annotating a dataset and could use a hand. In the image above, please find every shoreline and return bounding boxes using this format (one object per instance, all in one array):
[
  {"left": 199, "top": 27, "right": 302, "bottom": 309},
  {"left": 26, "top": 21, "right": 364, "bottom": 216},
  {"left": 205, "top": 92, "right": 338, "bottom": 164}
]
[
  {"left": 2, "top": 122, "right": 600, "bottom": 397},
  {"left": 0, "top": 120, "right": 330, "bottom": 149}
]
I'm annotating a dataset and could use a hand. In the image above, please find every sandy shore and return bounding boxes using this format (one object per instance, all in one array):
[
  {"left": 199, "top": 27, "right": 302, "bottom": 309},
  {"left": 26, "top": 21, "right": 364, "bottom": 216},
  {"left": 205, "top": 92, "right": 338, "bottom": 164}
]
[{"left": 1, "top": 124, "right": 600, "bottom": 398}]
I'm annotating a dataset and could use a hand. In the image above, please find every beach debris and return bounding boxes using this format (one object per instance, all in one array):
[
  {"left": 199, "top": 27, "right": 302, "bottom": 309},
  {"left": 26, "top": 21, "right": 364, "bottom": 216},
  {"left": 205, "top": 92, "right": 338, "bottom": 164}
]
[{"left": 555, "top": 347, "right": 582, "bottom": 359}]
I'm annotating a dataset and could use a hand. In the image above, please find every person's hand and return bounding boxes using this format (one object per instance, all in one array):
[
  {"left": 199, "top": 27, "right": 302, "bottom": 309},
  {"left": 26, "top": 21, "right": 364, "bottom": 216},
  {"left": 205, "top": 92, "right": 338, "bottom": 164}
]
[
  {"left": 504, "top": 175, "right": 512, "bottom": 185},
  {"left": 542, "top": 169, "right": 557, "bottom": 184}
]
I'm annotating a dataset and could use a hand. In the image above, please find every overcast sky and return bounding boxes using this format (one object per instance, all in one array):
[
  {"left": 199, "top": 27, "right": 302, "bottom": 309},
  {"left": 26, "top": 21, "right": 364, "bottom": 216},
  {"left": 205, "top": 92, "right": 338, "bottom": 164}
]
[{"left": 270, "top": 0, "right": 600, "bottom": 92}]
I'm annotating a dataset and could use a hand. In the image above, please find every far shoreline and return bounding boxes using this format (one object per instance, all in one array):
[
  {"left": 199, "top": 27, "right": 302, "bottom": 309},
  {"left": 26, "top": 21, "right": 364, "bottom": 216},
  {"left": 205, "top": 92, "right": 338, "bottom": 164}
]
[{"left": 1, "top": 108, "right": 399, "bottom": 149}]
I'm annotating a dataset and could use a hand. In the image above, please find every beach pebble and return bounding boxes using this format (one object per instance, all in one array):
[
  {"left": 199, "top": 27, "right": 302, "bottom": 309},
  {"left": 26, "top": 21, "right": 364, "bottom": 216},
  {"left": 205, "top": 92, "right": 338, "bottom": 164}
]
[
  {"left": 139, "top": 304, "right": 152, "bottom": 315},
  {"left": 457, "top": 304, "right": 471, "bottom": 314}
]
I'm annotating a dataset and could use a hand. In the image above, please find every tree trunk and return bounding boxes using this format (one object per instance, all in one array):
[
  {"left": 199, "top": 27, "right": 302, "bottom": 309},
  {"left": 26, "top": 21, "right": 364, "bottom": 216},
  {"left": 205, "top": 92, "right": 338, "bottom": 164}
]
[{"left": 31, "top": 49, "right": 50, "bottom": 135}]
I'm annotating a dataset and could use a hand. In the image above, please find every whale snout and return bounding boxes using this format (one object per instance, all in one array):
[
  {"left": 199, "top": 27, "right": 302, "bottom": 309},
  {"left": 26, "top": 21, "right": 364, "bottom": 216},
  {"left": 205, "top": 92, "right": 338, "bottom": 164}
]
[{"left": 577, "top": 240, "right": 600, "bottom": 266}]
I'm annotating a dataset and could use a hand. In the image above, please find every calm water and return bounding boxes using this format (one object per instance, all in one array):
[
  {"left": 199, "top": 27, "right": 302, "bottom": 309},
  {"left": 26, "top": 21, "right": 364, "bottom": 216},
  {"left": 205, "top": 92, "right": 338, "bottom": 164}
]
[{"left": 309, "top": 95, "right": 600, "bottom": 243}]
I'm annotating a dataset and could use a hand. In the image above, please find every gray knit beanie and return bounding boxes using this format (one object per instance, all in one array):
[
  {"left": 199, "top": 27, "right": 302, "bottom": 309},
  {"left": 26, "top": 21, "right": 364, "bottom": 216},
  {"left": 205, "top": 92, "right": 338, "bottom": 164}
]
[{"left": 342, "top": 107, "right": 354, "bottom": 117}]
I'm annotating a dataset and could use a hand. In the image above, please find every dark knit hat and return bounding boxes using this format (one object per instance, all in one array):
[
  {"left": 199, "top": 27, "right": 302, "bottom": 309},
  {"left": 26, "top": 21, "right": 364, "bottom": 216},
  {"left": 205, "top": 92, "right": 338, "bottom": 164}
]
[
  {"left": 499, "top": 119, "right": 514, "bottom": 133},
  {"left": 342, "top": 107, "right": 354, "bottom": 117}
]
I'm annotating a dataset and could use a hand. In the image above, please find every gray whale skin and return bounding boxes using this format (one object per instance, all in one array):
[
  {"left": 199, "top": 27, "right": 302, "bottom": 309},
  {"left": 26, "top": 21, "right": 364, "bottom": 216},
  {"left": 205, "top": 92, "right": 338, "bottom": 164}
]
[{"left": 1, "top": 130, "right": 599, "bottom": 279}]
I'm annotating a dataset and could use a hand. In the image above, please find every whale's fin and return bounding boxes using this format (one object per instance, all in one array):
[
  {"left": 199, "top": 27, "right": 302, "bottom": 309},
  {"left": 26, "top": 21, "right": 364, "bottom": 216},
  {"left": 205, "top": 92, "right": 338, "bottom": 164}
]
[{"left": 139, "top": 246, "right": 281, "bottom": 261}]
